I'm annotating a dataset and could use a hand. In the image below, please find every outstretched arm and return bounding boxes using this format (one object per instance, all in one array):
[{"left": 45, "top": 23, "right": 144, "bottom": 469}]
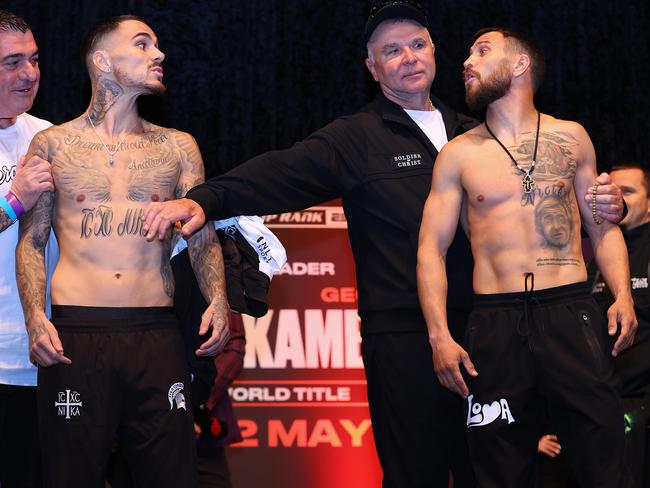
[
  {"left": 574, "top": 125, "right": 636, "bottom": 356},
  {"left": 15, "top": 132, "right": 70, "bottom": 366},
  {"left": 143, "top": 120, "right": 356, "bottom": 240},
  {"left": 417, "top": 143, "right": 477, "bottom": 398},
  {"left": 174, "top": 133, "right": 230, "bottom": 356}
]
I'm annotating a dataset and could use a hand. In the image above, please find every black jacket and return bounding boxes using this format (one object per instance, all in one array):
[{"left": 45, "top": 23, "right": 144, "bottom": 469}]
[{"left": 188, "top": 93, "right": 478, "bottom": 334}]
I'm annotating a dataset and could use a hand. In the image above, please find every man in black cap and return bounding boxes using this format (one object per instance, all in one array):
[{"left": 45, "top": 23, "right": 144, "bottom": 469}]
[{"left": 142, "top": 2, "right": 624, "bottom": 486}]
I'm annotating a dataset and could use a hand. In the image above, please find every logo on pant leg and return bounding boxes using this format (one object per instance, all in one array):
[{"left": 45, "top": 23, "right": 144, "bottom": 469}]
[
  {"left": 466, "top": 394, "right": 515, "bottom": 428},
  {"left": 168, "top": 382, "right": 186, "bottom": 410},
  {"left": 55, "top": 390, "right": 83, "bottom": 419}
]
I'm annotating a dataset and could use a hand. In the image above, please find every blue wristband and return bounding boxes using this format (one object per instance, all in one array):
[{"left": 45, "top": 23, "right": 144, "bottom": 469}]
[{"left": 0, "top": 196, "right": 17, "bottom": 222}]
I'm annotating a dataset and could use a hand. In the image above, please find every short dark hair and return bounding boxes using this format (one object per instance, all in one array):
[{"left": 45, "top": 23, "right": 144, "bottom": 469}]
[
  {"left": 610, "top": 161, "right": 650, "bottom": 194},
  {"left": 81, "top": 15, "right": 147, "bottom": 68},
  {"left": 0, "top": 9, "right": 30, "bottom": 34},
  {"left": 473, "top": 27, "right": 546, "bottom": 93}
]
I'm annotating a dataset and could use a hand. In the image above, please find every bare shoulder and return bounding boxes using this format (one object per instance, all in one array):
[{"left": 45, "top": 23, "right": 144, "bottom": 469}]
[
  {"left": 36, "top": 117, "right": 83, "bottom": 141},
  {"left": 26, "top": 124, "right": 62, "bottom": 157},
  {"left": 31, "top": 122, "right": 67, "bottom": 142},
  {"left": 438, "top": 125, "right": 486, "bottom": 167},
  {"left": 141, "top": 120, "right": 196, "bottom": 146},
  {"left": 541, "top": 114, "right": 589, "bottom": 141}
]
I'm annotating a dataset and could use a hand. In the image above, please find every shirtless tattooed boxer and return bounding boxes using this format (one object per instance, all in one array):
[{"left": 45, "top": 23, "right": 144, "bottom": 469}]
[
  {"left": 16, "top": 15, "right": 228, "bottom": 488},
  {"left": 417, "top": 28, "right": 636, "bottom": 488}
]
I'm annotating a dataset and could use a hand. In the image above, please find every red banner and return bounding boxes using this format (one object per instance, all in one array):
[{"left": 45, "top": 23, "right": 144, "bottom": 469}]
[{"left": 227, "top": 203, "right": 382, "bottom": 487}]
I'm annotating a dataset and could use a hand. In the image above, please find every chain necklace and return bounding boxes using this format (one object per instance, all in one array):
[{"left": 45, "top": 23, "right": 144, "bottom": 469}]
[
  {"left": 86, "top": 114, "right": 128, "bottom": 166},
  {"left": 485, "top": 111, "right": 540, "bottom": 194}
]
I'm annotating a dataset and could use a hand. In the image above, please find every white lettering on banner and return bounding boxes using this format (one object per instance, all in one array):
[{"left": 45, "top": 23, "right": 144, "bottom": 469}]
[
  {"left": 228, "top": 386, "right": 351, "bottom": 402},
  {"left": 233, "top": 418, "right": 373, "bottom": 448},
  {"left": 264, "top": 206, "right": 348, "bottom": 229},
  {"left": 275, "top": 310, "right": 305, "bottom": 367},
  {"left": 280, "top": 211, "right": 324, "bottom": 223},
  {"left": 277, "top": 262, "right": 335, "bottom": 276},
  {"left": 305, "top": 309, "right": 343, "bottom": 368},
  {"left": 293, "top": 386, "right": 351, "bottom": 401},
  {"left": 230, "top": 387, "right": 293, "bottom": 402},
  {"left": 243, "top": 310, "right": 363, "bottom": 369}
]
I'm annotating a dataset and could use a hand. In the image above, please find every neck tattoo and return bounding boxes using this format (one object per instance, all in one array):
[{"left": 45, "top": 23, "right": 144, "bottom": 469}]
[
  {"left": 485, "top": 111, "right": 540, "bottom": 194},
  {"left": 86, "top": 114, "right": 128, "bottom": 166}
]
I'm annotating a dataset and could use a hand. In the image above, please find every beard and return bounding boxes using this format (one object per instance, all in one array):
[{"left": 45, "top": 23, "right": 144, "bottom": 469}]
[
  {"left": 465, "top": 61, "right": 512, "bottom": 111},
  {"left": 114, "top": 67, "right": 167, "bottom": 96},
  {"left": 143, "top": 81, "right": 167, "bottom": 96}
]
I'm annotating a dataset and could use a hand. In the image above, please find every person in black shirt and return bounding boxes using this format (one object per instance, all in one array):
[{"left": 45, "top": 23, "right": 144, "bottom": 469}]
[{"left": 590, "top": 162, "right": 650, "bottom": 488}]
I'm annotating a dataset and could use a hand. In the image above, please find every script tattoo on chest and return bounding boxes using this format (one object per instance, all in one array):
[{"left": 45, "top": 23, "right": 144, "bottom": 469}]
[
  {"left": 80, "top": 205, "right": 147, "bottom": 238},
  {"left": 126, "top": 145, "right": 179, "bottom": 201},
  {"left": 47, "top": 127, "right": 183, "bottom": 239},
  {"left": 63, "top": 132, "right": 169, "bottom": 152}
]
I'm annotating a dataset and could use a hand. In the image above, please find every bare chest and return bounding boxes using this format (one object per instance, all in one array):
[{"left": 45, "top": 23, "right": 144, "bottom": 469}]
[
  {"left": 51, "top": 130, "right": 181, "bottom": 205},
  {"left": 462, "top": 131, "right": 579, "bottom": 211}
]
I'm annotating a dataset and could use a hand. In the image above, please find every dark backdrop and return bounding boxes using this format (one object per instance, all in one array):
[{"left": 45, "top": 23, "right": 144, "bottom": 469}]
[{"left": 5, "top": 1, "right": 649, "bottom": 176}]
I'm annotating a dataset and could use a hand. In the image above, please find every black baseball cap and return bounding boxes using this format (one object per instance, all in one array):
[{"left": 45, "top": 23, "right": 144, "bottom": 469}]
[{"left": 364, "top": 1, "right": 428, "bottom": 44}]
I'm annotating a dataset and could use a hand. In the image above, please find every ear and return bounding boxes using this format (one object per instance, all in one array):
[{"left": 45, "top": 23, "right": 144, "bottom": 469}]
[
  {"left": 365, "top": 57, "right": 379, "bottom": 82},
  {"left": 512, "top": 53, "right": 531, "bottom": 79},
  {"left": 92, "top": 50, "right": 112, "bottom": 74}
]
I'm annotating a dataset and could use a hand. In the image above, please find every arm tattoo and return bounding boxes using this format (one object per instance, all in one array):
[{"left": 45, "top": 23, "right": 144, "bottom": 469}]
[
  {"left": 160, "top": 237, "right": 174, "bottom": 297},
  {"left": 16, "top": 191, "right": 54, "bottom": 323},
  {"left": 174, "top": 133, "right": 204, "bottom": 199},
  {"left": 0, "top": 208, "right": 13, "bottom": 232},
  {"left": 28, "top": 320, "right": 49, "bottom": 348},
  {"left": 87, "top": 78, "right": 123, "bottom": 125},
  {"left": 176, "top": 132, "right": 226, "bottom": 307},
  {"left": 188, "top": 227, "right": 227, "bottom": 306}
]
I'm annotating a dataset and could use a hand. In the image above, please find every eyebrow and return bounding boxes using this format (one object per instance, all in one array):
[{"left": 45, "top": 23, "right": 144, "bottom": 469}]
[
  {"left": 131, "top": 32, "right": 159, "bottom": 46},
  {"left": 381, "top": 37, "right": 427, "bottom": 52},
  {"left": 469, "top": 40, "right": 491, "bottom": 54},
  {"left": 0, "top": 50, "right": 39, "bottom": 63},
  {"left": 381, "top": 42, "right": 399, "bottom": 51}
]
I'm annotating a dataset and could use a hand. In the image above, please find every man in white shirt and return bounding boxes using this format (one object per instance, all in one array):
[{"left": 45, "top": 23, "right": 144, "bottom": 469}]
[{"left": 0, "top": 9, "right": 56, "bottom": 487}]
